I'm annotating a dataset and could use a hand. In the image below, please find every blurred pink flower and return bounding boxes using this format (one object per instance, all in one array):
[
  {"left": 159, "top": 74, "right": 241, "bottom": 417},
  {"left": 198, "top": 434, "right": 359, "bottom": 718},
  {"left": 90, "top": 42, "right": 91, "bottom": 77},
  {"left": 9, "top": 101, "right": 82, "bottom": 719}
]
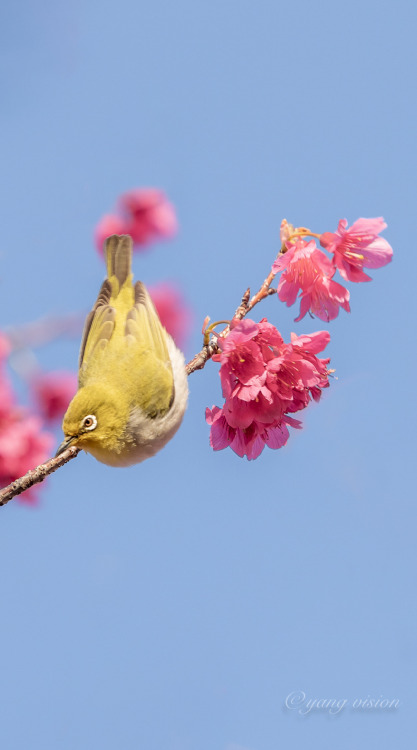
[
  {"left": 0, "top": 412, "right": 54, "bottom": 504},
  {"left": 94, "top": 188, "right": 178, "bottom": 255},
  {"left": 0, "top": 333, "right": 10, "bottom": 363},
  {"left": 149, "top": 283, "right": 192, "bottom": 349},
  {"left": 320, "top": 217, "right": 393, "bottom": 282},
  {"left": 206, "top": 318, "right": 331, "bottom": 459},
  {"left": 32, "top": 371, "right": 78, "bottom": 423},
  {"left": 119, "top": 188, "right": 178, "bottom": 246},
  {"left": 0, "top": 339, "right": 14, "bottom": 420},
  {"left": 95, "top": 214, "right": 133, "bottom": 254},
  {"left": 0, "top": 371, "right": 14, "bottom": 420},
  {"left": 0, "top": 374, "right": 14, "bottom": 421},
  {"left": 0, "top": 341, "right": 55, "bottom": 503}
]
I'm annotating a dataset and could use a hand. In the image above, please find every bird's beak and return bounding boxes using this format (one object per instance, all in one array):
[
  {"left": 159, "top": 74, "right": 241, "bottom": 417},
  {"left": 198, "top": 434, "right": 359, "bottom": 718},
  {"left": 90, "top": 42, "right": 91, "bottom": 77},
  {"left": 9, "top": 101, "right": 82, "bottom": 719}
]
[{"left": 55, "top": 436, "right": 77, "bottom": 457}]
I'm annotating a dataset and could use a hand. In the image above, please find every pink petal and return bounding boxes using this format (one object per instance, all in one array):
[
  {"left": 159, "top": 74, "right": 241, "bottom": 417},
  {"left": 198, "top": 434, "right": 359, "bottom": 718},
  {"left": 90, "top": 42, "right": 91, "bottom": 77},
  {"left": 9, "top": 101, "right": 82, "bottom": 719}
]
[
  {"left": 245, "top": 434, "right": 266, "bottom": 460},
  {"left": 262, "top": 422, "right": 290, "bottom": 449},
  {"left": 294, "top": 294, "right": 311, "bottom": 322},
  {"left": 290, "top": 330, "right": 330, "bottom": 354},
  {"left": 360, "top": 237, "right": 393, "bottom": 268},
  {"left": 349, "top": 217, "right": 387, "bottom": 236},
  {"left": 277, "top": 276, "right": 300, "bottom": 306},
  {"left": 284, "top": 415, "right": 303, "bottom": 429},
  {"left": 205, "top": 406, "right": 235, "bottom": 450}
]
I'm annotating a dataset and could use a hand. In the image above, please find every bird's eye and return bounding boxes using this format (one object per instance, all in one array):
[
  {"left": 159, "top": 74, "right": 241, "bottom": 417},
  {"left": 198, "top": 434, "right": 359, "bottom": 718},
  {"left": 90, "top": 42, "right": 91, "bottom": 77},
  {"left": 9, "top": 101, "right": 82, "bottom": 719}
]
[{"left": 82, "top": 414, "right": 97, "bottom": 431}]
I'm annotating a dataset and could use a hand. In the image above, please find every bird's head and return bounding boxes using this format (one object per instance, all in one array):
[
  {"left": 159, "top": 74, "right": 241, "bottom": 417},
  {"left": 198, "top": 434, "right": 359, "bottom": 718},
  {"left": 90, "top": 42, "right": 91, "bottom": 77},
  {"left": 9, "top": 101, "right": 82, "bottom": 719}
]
[{"left": 56, "top": 383, "right": 130, "bottom": 457}]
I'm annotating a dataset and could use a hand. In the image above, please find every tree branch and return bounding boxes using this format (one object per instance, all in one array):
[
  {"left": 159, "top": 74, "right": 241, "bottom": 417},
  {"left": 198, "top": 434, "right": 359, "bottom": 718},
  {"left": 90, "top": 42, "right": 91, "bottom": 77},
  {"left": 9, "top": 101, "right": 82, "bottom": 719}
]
[
  {"left": 0, "top": 446, "right": 80, "bottom": 507},
  {"left": 5, "top": 312, "right": 84, "bottom": 351},
  {"left": 186, "top": 270, "right": 276, "bottom": 375}
]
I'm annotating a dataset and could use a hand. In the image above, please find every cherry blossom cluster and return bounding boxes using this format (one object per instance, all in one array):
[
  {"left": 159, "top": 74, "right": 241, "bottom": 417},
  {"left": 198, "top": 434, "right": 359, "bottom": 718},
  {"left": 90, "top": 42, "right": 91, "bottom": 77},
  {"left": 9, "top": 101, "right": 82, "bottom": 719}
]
[
  {"left": 206, "top": 320, "right": 330, "bottom": 460},
  {"left": 274, "top": 217, "right": 393, "bottom": 321},
  {"left": 206, "top": 217, "right": 392, "bottom": 459}
]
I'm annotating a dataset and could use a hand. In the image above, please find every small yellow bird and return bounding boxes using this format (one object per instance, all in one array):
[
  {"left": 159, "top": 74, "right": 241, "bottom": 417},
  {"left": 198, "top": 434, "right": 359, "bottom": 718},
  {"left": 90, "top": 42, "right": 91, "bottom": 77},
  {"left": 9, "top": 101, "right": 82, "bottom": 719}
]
[{"left": 56, "top": 234, "right": 188, "bottom": 466}]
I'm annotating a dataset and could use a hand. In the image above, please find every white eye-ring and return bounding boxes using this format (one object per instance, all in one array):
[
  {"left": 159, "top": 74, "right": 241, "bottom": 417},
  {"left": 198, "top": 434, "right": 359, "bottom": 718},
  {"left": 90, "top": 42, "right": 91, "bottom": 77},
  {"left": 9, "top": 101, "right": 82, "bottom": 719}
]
[{"left": 82, "top": 414, "right": 97, "bottom": 431}]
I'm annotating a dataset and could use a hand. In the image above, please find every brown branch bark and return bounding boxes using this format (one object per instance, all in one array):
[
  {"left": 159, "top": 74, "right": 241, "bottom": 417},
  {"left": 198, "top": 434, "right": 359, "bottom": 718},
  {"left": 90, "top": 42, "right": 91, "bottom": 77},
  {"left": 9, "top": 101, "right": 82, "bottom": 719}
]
[
  {"left": 0, "top": 446, "right": 80, "bottom": 507},
  {"left": 185, "top": 343, "right": 219, "bottom": 375},
  {"left": 186, "top": 271, "right": 276, "bottom": 375}
]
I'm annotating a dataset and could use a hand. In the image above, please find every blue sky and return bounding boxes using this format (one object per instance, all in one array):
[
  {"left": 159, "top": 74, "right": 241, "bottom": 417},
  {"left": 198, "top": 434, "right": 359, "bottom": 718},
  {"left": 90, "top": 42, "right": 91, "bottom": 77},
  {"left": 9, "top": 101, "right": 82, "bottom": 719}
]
[{"left": 0, "top": 1, "right": 415, "bottom": 748}]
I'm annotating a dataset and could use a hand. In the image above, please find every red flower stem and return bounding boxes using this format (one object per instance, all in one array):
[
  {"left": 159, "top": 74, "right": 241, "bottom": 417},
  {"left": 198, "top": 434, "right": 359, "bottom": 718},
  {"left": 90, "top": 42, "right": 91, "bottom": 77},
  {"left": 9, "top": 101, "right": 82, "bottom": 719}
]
[
  {"left": 0, "top": 446, "right": 80, "bottom": 508},
  {"left": 203, "top": 320, "right": 231, "bottom": 346},
  {"left": 288, "top": 230, "right": 321, "bottom": 242}
]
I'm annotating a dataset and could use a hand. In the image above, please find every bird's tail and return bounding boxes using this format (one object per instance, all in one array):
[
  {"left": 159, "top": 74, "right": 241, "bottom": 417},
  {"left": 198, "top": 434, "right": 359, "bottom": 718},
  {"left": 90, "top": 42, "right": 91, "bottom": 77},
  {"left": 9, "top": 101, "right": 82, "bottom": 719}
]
[{"left": 105, "top": 234, "right": 132, "bottom": 288}]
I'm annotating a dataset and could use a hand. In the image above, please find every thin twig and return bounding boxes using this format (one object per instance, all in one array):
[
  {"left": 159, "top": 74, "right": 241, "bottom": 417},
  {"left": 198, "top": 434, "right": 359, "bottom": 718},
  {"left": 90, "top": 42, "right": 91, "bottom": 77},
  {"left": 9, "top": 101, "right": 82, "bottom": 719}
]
[
  {"left": 5, "top": 313, "right": 84, "bottom": 351},
  {"left": 0, "top": 446, "right": 80, "bottom": 507},
  {"left": 233, "top": 287, "right": 251, "bottom": 321},
  {"left": 186, "top": 269, "right": 277, "bottom": 375},
  {"left": 247, "top": 269, "right": 277, "bottom": 312},
  {"left": 185, "top": 343, "right": 219, "bottom": 375}
]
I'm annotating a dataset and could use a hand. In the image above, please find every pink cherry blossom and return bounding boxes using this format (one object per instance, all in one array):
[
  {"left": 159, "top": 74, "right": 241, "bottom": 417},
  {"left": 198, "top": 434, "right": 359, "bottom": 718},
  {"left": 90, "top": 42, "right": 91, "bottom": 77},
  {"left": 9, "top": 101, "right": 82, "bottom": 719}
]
[
  {"left": 214, "top": 319, "right": 284, "bottom": 426},
  {"left": 290, "top": 329, "right": 330, "bottom": 354},
  {"left": 32, "top": 371, "right": 78, "bottom": 423},
  {"left": 95, "top": 214, "right": 133, "bottom": 254},
  {"left": 320, "top": 217, "right": 393, "bottom": 282},
  {"left": 119, "top": 188, "right": 178, "bottom": 246},
  {"left": 218, "top": 318, "right": 331, "bottom": 419},
  {"left": 272, "top": 239, "right": 350, "bottom": 321},
  {"left": 149, "top": 283, "right": 192, "bottom": 349},
  {"left": 273, "top": 239, "right": 333, "bottom": 290},
  {"left": 206, "top": 318, "right": 331, "bottom": 459}
]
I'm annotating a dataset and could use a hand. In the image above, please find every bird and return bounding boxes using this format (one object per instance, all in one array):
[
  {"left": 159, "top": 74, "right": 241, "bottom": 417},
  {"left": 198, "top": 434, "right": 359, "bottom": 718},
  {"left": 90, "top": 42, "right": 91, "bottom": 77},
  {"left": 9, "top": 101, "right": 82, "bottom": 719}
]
[{"left": 56, "top": 234, "right": 188, "bottom": 466}]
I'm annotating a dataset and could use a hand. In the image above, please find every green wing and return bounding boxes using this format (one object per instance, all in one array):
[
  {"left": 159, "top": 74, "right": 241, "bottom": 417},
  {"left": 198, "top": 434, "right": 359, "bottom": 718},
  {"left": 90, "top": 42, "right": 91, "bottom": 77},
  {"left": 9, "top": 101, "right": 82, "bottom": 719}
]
[
  {"left": 78, "top": 280, "right": 116, "bottom": 386},
  {"left": 78, "top": 235, "right": 174, "bottom": 415},
  {"left": 124, "top": 281, "right": 174, "bottom": 417},
  {"left": 79, "top": 235, "right": 131, "bottom": 386}
]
